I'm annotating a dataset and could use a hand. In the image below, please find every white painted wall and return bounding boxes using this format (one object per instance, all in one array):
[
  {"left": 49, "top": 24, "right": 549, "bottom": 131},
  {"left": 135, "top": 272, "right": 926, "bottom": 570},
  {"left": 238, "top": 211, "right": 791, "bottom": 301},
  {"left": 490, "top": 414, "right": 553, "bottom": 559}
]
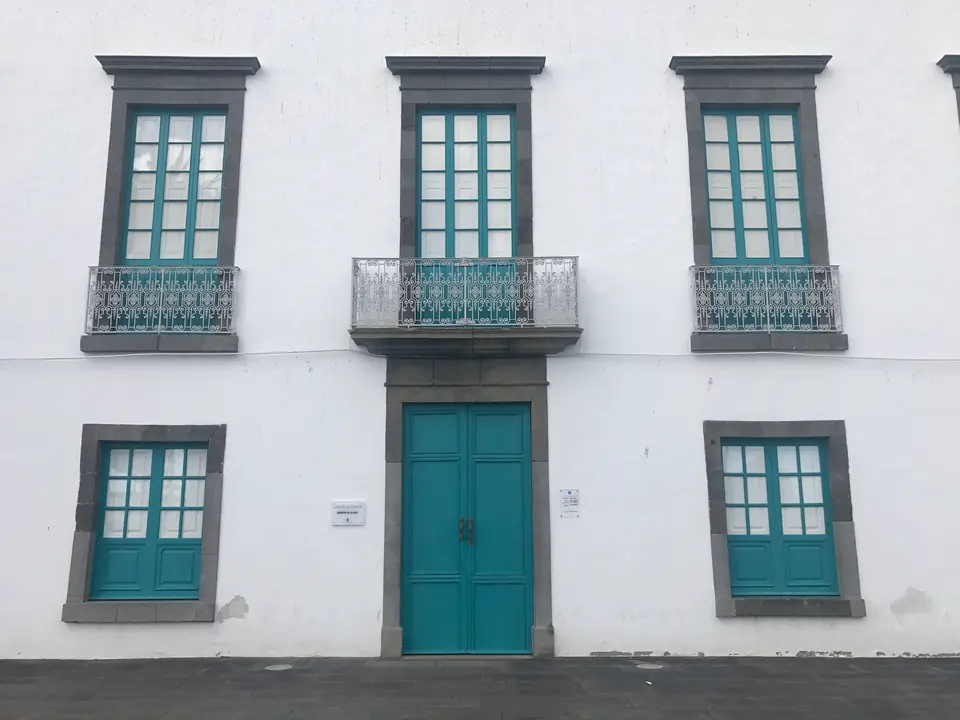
[{"left": 2, "top": 0, "right": 960, "bottom": 658}]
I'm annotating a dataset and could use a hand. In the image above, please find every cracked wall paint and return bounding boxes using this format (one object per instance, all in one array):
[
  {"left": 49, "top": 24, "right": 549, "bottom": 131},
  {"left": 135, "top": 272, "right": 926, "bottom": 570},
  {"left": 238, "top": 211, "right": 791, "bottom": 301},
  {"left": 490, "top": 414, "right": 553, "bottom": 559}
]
[{"left": 216, "top": 596, "right": 250, "bottom": 623}]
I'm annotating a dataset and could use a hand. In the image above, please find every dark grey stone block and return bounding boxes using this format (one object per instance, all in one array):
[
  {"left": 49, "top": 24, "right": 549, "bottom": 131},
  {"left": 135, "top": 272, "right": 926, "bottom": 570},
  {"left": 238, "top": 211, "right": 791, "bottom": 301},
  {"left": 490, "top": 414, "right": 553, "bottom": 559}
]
[
  {"left": 97, "top": 55, "right": 261, "bottom": 76},
  {"left": 669, "top": 55, "right": 831, "bottom": 76},
  {"left": 733, "top": 597, "right": 858, "bottom": 618},
  {"left": 117, "top": 602, "right": 159, "bottom": 623},
  {"left": 156, "top": 334, "right": 239, "bottom": 353},
  {"left": 480, "top": 358, "right": 547, "bottom": 386},
  {"left": 203, "top": 474, "right": 224, "bottom": 514},
  {"left": 62, "top": 602, "right": 118, "bottom": 623},
  {"left": 199, "top": 554, "right": 219, "bottom": 603},
  {"left": 156, "top": 601, "right": 215, "bottom": 622},
  {"left": 691, "top": 332, "right": 771, "bottom": 352},
  {"left": 202, "top": 513, "right": 221, "bottom": 556},
  {"left": 770, "top": 332, "right": 849, "bottom": 352},
  {"left": 386, "top": 56, "right": 545, "bottom": 76},
  {"left": 75, "top": 503, "right": 96, "bottom": 532},
  {"left": 65, "top": 532, "right": 93, "bottom": 602},
  {"left": 76, "top": 472, "right": 98, "bottom": 504},
  {"left": 433, "top": 359, "right": 482, "bottom": 385},
  {"left": 386, "top": 359, "right": 434, "bottom": 387},
  {"left": 81, "top": 334, "right": 159, "bottom": 353}
]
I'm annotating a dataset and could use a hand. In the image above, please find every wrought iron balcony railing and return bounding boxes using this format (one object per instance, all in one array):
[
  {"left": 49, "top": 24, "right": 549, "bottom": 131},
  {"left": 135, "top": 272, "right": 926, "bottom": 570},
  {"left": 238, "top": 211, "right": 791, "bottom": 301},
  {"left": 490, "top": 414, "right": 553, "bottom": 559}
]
[
  {"left": 351, "top": 257, "right": 579, "bottom": 329},
  {"left": 85, "top": 266, "right": 238, "bottom": 334},
  {"left": 692, "top": 265, "right": 842, "bottom": 333}
]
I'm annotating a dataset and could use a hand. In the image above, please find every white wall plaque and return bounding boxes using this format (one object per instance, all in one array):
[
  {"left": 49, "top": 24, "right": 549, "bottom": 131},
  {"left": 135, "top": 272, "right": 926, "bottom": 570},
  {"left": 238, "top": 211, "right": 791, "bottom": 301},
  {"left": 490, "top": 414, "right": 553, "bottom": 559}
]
[
  {"left": 332, "top": 500, "right": 366, "bottom": 526},
  {"left": 560, "top": 489, "right": 580, "bottom": 518}
]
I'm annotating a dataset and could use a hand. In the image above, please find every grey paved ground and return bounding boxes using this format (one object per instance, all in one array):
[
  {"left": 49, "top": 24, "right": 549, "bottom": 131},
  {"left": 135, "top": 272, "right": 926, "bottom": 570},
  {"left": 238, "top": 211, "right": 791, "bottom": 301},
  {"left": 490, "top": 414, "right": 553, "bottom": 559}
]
[{"left": 1, "top": 656, "right": 958, "bottom": 719}]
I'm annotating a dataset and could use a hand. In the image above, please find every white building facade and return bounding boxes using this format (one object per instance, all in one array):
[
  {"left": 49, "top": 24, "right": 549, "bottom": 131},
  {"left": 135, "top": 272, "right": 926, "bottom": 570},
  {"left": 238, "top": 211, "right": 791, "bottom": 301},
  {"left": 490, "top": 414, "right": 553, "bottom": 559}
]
[{"left": 3, "top": 0, "right": 960, "bottom": 659}]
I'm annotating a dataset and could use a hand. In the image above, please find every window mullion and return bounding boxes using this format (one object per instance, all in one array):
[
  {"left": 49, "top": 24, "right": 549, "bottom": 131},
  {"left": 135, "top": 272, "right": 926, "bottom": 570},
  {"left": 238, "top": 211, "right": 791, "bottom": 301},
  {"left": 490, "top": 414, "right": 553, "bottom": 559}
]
[
  {"left": 445, "top": 114, "right": 455, "bottom": 258},
  {"left": 183, "top": 112, "right": 203, "bottom": 265},
  {"left": 152, "top": 114, "right": 170, "bottom": 265},
  {"left": 764, "top": 441, "right": 788, "bottom": 593},
  {"left": 726, "top": 114, "right": 746, "bottom": 262},
  {"left": 478, "top": 110, "right": 488, "bottom": 258},
  {"left": 759, "top": 112, "right": 781, "bottom": 265}
]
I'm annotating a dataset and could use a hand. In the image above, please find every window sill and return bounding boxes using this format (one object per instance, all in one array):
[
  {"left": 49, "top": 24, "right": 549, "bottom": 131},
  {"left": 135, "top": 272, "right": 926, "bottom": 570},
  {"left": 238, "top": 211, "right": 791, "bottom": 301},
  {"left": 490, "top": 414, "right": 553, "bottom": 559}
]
[
  {"left": 62, "top": 600, "right": 214, "bottom": 623},
  {"left": 691, "top": 332, "right": 849, "bottom": 353},
  {"left": 80, "top": 334, "right": 239, "bottom": 354},
  {"left": 717, "top": 597, "right": 866, "bottom": 618}
]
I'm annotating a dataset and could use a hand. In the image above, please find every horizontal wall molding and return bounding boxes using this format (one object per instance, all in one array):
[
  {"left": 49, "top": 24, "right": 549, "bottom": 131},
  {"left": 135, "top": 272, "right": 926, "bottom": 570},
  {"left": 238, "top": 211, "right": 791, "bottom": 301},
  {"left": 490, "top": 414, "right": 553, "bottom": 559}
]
[
  {"left": 96, "top": 55, "right": 261, "bottom": 76},
  {"left": 669, "top": 55, "right": 831, "bottom": 75}
]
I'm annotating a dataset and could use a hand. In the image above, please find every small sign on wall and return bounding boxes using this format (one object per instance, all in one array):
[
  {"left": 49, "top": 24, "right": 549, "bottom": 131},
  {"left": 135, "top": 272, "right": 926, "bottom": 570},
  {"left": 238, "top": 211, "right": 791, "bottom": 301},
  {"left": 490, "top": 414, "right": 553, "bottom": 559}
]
[
  {"left": 560, "top": 489, "right": 580, "bottom": 518},
  {"left": 332, "top": 501, "right": 366, "bottom": 526}
]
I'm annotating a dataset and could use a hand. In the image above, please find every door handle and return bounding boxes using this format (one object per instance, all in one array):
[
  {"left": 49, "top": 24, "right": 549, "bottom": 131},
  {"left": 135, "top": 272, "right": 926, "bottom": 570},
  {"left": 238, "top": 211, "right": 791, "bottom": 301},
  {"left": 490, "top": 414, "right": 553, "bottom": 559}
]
[
  {"left": 468, "top": 518, "right": 473, "bottom": 546},
  {"left": 459, "top": 517, "right": 464, "bottom": 542}
]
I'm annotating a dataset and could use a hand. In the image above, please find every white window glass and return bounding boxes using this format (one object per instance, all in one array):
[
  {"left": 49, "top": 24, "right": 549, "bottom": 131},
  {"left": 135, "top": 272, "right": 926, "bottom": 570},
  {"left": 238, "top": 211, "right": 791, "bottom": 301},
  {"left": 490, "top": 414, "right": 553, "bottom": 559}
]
[
  {"left": 421, "top": 115, "right": 445, "bottom": 142},
  {"left": 164, "top": 449, "right": 185, "bottom": 476},
  {"left": 421, "top": 144, "right": 445, "bottom": 171},
  {"left": 709, "top": 201, "right": 734, "bottom": 229},
  {"left": 162, "top": 479, "right": 183, "bottom": 507},
  {"left": 711, "top": 231, "right": 737, "bottom": 258},
  {"left": 421, "top": 173, "right": 445, "bottom": 200},
  {"left": 103, "top": 510, "right": 125, "bottom": 538},
  {"left": 705, "top": 144, "right": 730, "bottom": 170},
  {"left": 746, "top": 476, "right": 767, "bottom": 504},
  {"left": 455, "top": 202, "right": 478, "bottom": 230},
  {"left": 193, "top": 232, "right": 219, "bottom": 260},
  {"left": 125, "top": 232, "right": 152, "bottom": 260},
  {"left": 799, "top": 446, "right": 821, "bottom": 472},
  {"left": 454, "top": 144, "right": 478, "bottom": 171},
  {"left": 130, "top": 174, "right": 156, "bottom": 200},
  {"left": 777, "top": 446, "right": 798, "bottom": 473},
  {"left": 779, "top": 476, "right": 801, "bottom": 504},
  {"left": 128, "top": 479, "right": 150, "bottom": 507},
  {"left": 777, "top": 231, "right": 805, "bottom": 258},
  {"left": 198, "top": 172, "right": 222, "bottom": 200},
  {"left": 106, "top": 480, "right": 127, "bottom": 507},
  {"left": 454, "top": 173, "right": 477, "bottom": 200},
  {"left": 707, "top": 172, "right": 732, "bottom": 199},
  {"left": 486, "top": 115, "right": 511, "bottom": 142},
  {"left": 421, "top": 202, "right": 445, "bottom": 230},
  {"left": 420, "top": 232, "right": 446, "bottom": 258},
  {"left": 744, "top": 231, "right": 771, "bottom": 258},
  {"left": 181, "top": 510, "right": 203, "bottom": 539},
  {"left": 164, "top": 172, "right": 190, "bottom": 201},
  {"left": 726, "top": 507, "right": 747, "bottom": 535},
  {"left": 168, "top": 116, "right": 193, "bottom": 142},
  {"left": 109, "top": 449, "right": 130, "bottom": 476},
  {"left": 741, "top": 202, "right": 768, "bottom": 229},
  {"left": 454, "top": 115, "right": 478, "bottom": 142},
  {"left": 159, "top": 510, "right": 180, "bottom": 539},
  {"left": 776, "top": 201, "right": 802, "bottom": 228},
  {"left": 768, "top": 115, "right": 794, "bottom": 142},
  {"left": 782, "top": 507, "right": 804, "bottom": 534},
  {"left": 724, "top": 476, "right": 745, "bottom": 504},
  {"left": 487, "top": 231, "right": 512, "bottom": 258},
  {"left": 802, "top": 476, "right": 824, "bottom": 504},
  {"left": 201, "top": 116, "right": 226, "bottom": 143},
  {"left": 771, "top": 144, "right": 797, "bottom": 170},
  {"left": 199, "top": 145, "right": 224, "bottom": 171},
  {"left": 804, "top": 507, "right": 826, "bottom": 534},
  {"left": 125, "top": 510, "right": 148, "bottom": 538},
  {"left": 773, "top": 172, "right": 799, "bottom": 199},
  {"left": 162, "top": 202, "right": 187, "bottom": 230},
  {"left": 166, "top": 144, "right": 191, "bottom": 171},
  {"left": 133, "top": 144, "right": 158, "bottom": 171},
  {"left": 749, "top": 507, "right": 770, "bottom": 535},
  {"left": 738, "top": 144, "right": 763, "bottom": 171},
  {"left": 736, "top": 115, "right": 761, "bottom": 142},
  {"left": 487, "top": 144, "right": 511, "bottom": 171},
  {"left": 184, "top": 479, "right": 205, "bottom": 507},
  {"left": 196, "top": 202, "right": 221, "bottom": 229},
  {"left": 721, "top": 446, "right": 743, "bottom": 473},
  {"left": 128, "top": 203, "right": 154, "bottom": 230},
  {"left": 135, "top": 116, "right": 161, "bottom": 143},
  {"left": 186, "top": 449, "right": 207, "bottom": 476},
  {"left": 454, "top": 231, "right": 479, "bottom": 258},
  {"left": 703, "top": 116, "right": 728, "bottom": 142},
  {"left": 487, "top": 201, "right": 512, "bottom": 228},
  {"left": 487, "top": 172, "right": 511, "bottom": 199},
  {"left": 740, "top": 173, "right": 765, "bottom": 200},
  {"left": 744, "top": 447, "right": 765, "bottom": 473}
]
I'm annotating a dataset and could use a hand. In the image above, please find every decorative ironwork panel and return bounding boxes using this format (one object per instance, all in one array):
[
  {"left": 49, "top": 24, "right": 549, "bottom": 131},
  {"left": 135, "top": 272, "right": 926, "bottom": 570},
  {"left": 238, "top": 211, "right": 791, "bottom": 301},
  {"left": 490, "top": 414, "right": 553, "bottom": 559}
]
[
  {"left": 692, "top": 265, "right": 842, "bottom": 333},
  {"left": 351, "top": 257, "right": 579, "bottom": 328},
  {"left": 85, "top": 267, "right": 238, "bottom": 334}
]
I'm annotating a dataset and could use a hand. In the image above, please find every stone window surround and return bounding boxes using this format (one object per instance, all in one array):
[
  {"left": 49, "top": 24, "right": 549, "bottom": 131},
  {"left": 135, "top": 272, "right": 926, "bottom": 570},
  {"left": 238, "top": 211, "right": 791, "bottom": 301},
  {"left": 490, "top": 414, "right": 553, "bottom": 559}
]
[
  {"left": 703, "top": 420, "right": 865, "bottom": 619},
  {"left": 381, "top": 357, "right": 554, "bottom": 657},
  {"left": 81, "top": 56, "right": 261, "bottom": 355},
  {"left": 671, "top": 55, "right": 848, "bottom": 353},
  {"left": 938, "top": 55, "right": 960, "bottom": 121},
  {"left": 62, "top": 424, "right": 226, "bottom": 623}
]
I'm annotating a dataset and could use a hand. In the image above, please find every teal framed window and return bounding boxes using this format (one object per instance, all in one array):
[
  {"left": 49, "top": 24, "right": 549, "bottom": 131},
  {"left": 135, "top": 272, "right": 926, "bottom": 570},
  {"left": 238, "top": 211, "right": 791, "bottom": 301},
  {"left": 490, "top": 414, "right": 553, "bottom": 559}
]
[
  {"left": 722, "top": 439, "right": 838, "bottom": 597},
  {"left": 703, "top": 110, "right": 808, "bottom": 264},
  {"left": 122, "top": 111, "right": 226, "bottom": 266},
  {"left": 90, "top": 444, "right": 208, "bottom": 600},
  {"left": 417, "top": 109, "right": 516, "bottom": 259}
]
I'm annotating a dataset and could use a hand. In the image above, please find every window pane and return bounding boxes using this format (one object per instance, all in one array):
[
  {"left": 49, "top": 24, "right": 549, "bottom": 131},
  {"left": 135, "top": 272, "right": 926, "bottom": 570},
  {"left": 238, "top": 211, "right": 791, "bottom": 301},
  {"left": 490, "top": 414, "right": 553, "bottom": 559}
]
[
  {"left": 782, "top": 507, "right": 804, "bottom": 534},
  {"left": 488, "top": 231, "right": 512, "bottom": 258},
  {"left": 455, "top": 173, "right": 478, "bottom": 200},
  {"left": 162, "top": 479, "right": 183, "bottom": 507},
  {"left": 740, "top": 172, "right": 765, "bottom": 200},
  {"left": 780, "top": 476, "right": 801, "bottom": 504},
  {"left": 135, "top": 116, "right": 161, "bottom": 143},
  {"left": 162, "top": 202, "right": 187, "bottom": 230},
  {"left": 744, "top": 231, "right": 770, "bottom": 258},
  {"left": 181, "top": 510, "right": 203, "bottom": 539},
  {"left": 799, "top": 446, "right": 821, "bottom": 472},
  {"left": 726, "top": 507, "right": 747, "bottom": 535},
  {"left": 486, "top": 115, "right": 511, "bottom": 142},
  {"left": 125, "top": 232, "right": 152, "bottom": 260},
  {"left": 421, "top": 202, "right": 445, "bottom": 230},
  {"left": 777, "top": 231, "right": 805, "bottom": 258},
  {"left": 128, "top": 202, "right": 154, "bottom": 230},
  {"left": 749, "top": 507, "right": 770, "bottom": 535},
  {"left": 724, "top": 476, "right": 745, "bottom": 504},
  {"left": 201, "top": 115, "right": 226, "bottom": 142},
  {"left": 777, "top": 446, "right": 798, "bottom": 473},
  {"left": 744, "top": 447, "right": 765, "bottom": 473},
  {"left": 103, "top": 510, "right": 125, "bottom": 538},
  {"left": 184, "top": 479, "right": 205, "bottom": 507},
  {"left": 159, "top": 231, "right": 185, "bottom": 260},
  {"left": 196, "top": 202, "right": 221, "bottom": 229},
  {"left": 487, "top": 201, "right": 512, "bottom": 229},
  {"left": 774, "top": 172, "right": 799, "bottom": 199},
  {"left": 454, "top": 231, "right": 478, "bottom": 259},
  {"left": 186, "top": 449, "right": 207, "bottom": 476},
  {"left": 768, "top": 115, "right": 794, "bottom": 142},
  {"left": 130, "top": 173, "right": 156, "bottom": 201},
  {"left": 455, "top": 202, "right": 478, "bottom": 230},
  {"left": 741, "top": 202, "right": 768, "bottom": 229},
  {"left": 776, "top": 201, "right": 802, "bottom": 229},
  {"left": 199, "top": 145, "right": 224, "bottom": 171},
  {"left": 133, "top": 144, "right": 158, "bottom": 171},
  {"left": 802, "top": 476, "right": 824, "bottom": 504},
  {"left": 487, "top": 144, "right": 511, "bottom": 171},
  {"left": 106, "top": 479, "right": 127, "bottom": 507},
  {"left": 735, "top": 115, "right": 761, "bottom": 142},
  {"left": 738, "top": 144, "right": 763, "bottom": 171},
  {"left": 421, "top": 144, "right": 445, "bottom": 170},
  {"left": 128, "top": 479, "right": 150, "bottom": 507},
  {"left": 709, "top": 201, "right": 734, "bottom": 229},
  {"left": 164, "top": 449, "right": 184, "bottom": 476},
  {"left": 721, "top": 446, "right": 742, "bottom": 473},
  {"left": 771, "top": 144, "right": 797, "bottom": 170},
  {"left": 159, "top": 510, "right": 180, "bottom": 539},
  {"left": 166, "top": 144, "right": 191, "bottom": 171},
  {"left": 109, "top": 449, "right": 130, "bottom": 476},
  {"left": 198, "top": 172, "right": 222, "bottom": 200},
  {"left": 711, "top": 231, "right": 736, "bottom": 258},
  {"left": 125, "top": 510, "right": 148, "bottom": 538},
  {"left": 168, "top": 116, "right": 194, "bottom": 142},
  {"left": 454, "top": 144, "right": 478, "bottom": 171},
  {"left": 193, "top": 232, "right": 219, "bottom": 260},
  {"left": 746, "top": 476, "right": 767, "bottom": 505},
  {"left": 420, "top": 232, "right": 446, "bottom": 258},
  {"left": 707, "top": 172, "right": 732, "bottom": 199},
  {"left": 703, "top": 116, "right": 728, "bottom": 142},
  {"left": 804, "top": 507, "right": 826, "bottom": 534},
  {"left": 454, "top": 115, "right": 478, "bottom": 142},
  {"left": 422, "top": 173, "right": 445, "bottom": 200},
  {"left": 164, "top": 172, "right": 190, "bottom": 200},
  {"left": 487, "top": 172, "right": 511, "bottom": 199},
  {"left": 705, "top": 144, "right": 730, "bottom": 170},
  {"left": 421, "top": 115, "right": 445, "bottom": 142},
  {"left": 130, "top": 449, "right": 151, "bottom": 475}
]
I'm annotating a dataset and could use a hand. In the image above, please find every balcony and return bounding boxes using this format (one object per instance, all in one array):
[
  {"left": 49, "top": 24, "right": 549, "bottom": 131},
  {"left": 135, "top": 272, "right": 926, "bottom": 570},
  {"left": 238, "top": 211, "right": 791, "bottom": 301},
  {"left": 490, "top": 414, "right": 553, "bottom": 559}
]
[
  {"left": 81, "top": 266, "right": 239, "bottom": 353},
  {"left": 691, "top": 265, "right": 847, "bottom": 352},
  {"left": 349, "top": 257, "right": 581, "bottom": 357}
]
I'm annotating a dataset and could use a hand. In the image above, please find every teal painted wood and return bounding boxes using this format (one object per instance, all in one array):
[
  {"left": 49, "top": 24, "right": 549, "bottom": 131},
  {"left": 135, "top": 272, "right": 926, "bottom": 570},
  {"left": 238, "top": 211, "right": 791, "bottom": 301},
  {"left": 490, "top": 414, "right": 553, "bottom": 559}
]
[
  {"left": 90, "top": 443, "right": 205, "bottom": 600},
  {"left": 402, "top": 404, "right": 533, "bottom": 655},
  {"left": 723, "top": 440, "right": 838, "bottom": 597},
  {"left": 702, "top": 109, "right": 809, "bottom": 265}
]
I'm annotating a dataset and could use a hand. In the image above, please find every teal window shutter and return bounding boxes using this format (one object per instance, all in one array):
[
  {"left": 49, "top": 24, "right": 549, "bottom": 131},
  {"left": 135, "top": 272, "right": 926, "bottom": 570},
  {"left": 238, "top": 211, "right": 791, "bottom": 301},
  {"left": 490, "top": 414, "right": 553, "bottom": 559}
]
[
  {"left": 723, "top": 440, "right": 838, "bottom": 597},
  {"left": 122, "top": 111, "right": 226, "bottom": 266},
  {"left": 703, "top": 110, "right": 808, "bottom": 265},
  {"left": 90, "top": 444, "right": 207, "bottom": 600}
]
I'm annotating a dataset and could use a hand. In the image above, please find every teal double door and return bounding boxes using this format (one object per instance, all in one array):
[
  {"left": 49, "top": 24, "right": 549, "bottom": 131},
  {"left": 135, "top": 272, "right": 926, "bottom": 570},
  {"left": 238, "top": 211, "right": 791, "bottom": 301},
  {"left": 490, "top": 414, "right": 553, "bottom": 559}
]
[{"left": 402, "top": 404, "right": 533, "bottom": 654}]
